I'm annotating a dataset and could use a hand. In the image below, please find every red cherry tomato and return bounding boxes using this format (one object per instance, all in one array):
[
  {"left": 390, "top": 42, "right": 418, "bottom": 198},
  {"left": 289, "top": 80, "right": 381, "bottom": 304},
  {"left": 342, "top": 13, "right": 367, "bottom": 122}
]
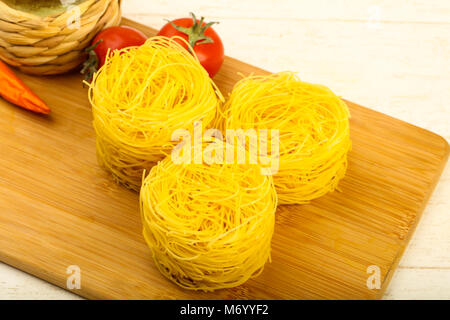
[
  {"left": 82, "top": 26, "right": 147, "bottom": 80},
  {"left": 157, "top": 13, "right": 224, "bottom": 78}
]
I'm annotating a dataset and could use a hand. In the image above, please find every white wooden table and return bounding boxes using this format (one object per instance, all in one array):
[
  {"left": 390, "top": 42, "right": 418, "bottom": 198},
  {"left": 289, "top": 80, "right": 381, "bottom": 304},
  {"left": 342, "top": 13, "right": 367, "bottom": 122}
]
[{"left": 0, "top": 0, "right": 449, "bottom": 300}]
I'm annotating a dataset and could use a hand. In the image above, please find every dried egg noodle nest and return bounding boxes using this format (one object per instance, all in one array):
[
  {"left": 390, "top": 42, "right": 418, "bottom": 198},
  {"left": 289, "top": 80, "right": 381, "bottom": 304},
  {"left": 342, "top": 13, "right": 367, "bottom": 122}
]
[
  {"left": 140, "top": 147, "right": 277, "bottom": 291},
  {"left": 224, "top": 72, "right": 351, "bottom": 205},
  {"left": 89, "top": 36, "right": 223, "bottom": 191}
]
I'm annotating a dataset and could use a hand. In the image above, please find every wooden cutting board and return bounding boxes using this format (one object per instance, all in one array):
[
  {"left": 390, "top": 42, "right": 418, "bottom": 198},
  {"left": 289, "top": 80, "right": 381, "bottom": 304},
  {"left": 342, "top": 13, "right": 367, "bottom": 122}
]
[{"left": 0, "top": 18, "right": 448, "bottom": 300}]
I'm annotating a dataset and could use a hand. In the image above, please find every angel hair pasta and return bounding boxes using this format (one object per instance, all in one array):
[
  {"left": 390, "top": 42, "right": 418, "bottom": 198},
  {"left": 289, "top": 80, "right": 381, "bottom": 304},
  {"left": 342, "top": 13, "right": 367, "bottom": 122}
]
[
  {"left": 140, "top": 144, "right": 277, "bottom": 291},
  {"left": 88, "top": 36, "right": 223, "bottom": 191},
  {"left": 224, "top": 72, "right": 351, "bottom": 205}
]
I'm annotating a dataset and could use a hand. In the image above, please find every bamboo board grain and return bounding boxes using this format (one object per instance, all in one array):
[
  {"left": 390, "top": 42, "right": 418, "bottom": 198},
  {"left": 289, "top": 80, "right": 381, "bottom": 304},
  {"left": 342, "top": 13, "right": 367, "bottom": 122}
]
[{"left": 0, "top": 18, "right": 448, "bottom": 300}]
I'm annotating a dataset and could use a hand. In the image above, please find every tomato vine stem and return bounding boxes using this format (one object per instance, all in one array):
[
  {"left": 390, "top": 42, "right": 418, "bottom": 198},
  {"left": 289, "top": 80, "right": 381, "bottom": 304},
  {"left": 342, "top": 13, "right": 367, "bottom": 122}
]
[{"left": 166, "top": 12, "right": 219, "bottom": 52}]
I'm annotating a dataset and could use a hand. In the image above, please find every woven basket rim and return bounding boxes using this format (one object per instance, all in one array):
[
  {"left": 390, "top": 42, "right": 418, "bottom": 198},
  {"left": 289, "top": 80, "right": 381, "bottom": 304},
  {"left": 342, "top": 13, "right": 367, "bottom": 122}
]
[{"left": 0, "top": 0, "right": 122, "bottom": 75}]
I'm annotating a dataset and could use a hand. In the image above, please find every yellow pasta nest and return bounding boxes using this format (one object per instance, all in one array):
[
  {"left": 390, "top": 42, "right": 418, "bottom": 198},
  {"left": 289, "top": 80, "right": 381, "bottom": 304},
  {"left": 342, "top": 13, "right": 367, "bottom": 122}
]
[
  {"left": 224, "top": 72, "right": 351, "bottom": 205},
  {"left": 88, "top": 36, "right": 223, "bottom": 191},
  {"left": 140, "top": 146, "right": 277, "bottom": 291}
]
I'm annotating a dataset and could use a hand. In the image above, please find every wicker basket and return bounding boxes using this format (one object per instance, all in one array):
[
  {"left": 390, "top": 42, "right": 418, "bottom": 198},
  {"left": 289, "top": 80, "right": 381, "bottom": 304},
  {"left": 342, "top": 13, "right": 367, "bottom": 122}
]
[{"left": 0, "top": 0, "right": 121, "bottom": 75}]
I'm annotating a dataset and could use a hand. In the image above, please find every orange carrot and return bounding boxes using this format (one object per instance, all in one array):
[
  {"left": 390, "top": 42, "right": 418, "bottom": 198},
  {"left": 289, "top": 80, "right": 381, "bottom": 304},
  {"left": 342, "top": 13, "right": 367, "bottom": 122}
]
[{"left": 0, "top": 60, "right": 50, "bottom": 114}]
